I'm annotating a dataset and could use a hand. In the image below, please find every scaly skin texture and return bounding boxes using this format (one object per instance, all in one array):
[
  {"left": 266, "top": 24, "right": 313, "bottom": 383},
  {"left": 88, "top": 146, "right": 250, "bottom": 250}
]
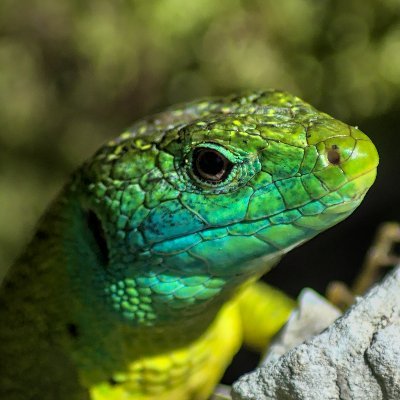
[{"left": 0, "top": 91, "right": 378, "bottom": 400}]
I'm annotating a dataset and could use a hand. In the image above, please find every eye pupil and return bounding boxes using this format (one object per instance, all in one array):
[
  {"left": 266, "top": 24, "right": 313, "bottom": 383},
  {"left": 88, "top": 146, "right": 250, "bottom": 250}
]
[
  {"left": 198, "top": 150, "right": 224, "bottom": 175},
  {"left": 192, "top": 148, "right": 233, "bottom": 183}
]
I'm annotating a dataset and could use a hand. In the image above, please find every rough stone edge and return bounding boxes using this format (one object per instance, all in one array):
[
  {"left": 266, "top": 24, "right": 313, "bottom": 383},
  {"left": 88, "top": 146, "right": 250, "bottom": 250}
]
[
  {"left": 261, "top": 288, "right": 342, "bottom": 366},
  {"left": 232, "top": 266, "right": 400, "bottom": 400}
]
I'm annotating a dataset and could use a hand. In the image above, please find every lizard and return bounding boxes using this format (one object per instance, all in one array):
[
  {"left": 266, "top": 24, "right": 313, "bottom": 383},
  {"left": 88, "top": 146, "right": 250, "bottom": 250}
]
[{"left": 0, "top": 90, "right": 378, "bottom": 400}]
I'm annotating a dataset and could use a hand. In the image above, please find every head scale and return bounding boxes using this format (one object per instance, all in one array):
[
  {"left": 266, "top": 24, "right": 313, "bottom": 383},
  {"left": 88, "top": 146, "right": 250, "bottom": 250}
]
[{"left": 65, "top": 91, "right": 378, "bottom": 326}]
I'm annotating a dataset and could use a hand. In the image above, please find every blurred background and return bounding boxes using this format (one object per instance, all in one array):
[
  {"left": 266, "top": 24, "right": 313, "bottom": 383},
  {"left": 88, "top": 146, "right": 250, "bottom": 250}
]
[{"left": 1, "top": 0, "right": 399, "bottom": 383}]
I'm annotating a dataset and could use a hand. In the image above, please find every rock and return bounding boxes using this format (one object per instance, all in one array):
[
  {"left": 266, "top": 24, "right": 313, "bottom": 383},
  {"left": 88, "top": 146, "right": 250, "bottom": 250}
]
[
  {"left": 232, "top": 266, "right": 400, "bottom": 400},
  {"left": 262, "top": 288, "right": 342, "bottom": 365}
]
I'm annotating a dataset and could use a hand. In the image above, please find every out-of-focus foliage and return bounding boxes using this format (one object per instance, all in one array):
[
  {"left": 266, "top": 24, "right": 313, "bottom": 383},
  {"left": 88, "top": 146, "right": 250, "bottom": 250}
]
[{"left": 1, "top": 0, "right": 400, "bottom": 276}]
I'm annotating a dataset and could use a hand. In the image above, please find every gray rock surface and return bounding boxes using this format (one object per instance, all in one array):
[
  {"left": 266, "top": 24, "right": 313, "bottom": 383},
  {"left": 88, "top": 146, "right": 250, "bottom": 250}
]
[
  {"left": 232, "top": 267, "right": 400, "bottom": 400},
  {"left": 262, "top": 289, "right": 342, "bottom": 365}
]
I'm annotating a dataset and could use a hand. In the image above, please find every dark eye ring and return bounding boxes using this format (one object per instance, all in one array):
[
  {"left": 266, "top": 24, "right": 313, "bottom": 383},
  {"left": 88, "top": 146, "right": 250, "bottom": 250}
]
[{"left": 192, "top": 147, "right": 233, "bottom": 184}]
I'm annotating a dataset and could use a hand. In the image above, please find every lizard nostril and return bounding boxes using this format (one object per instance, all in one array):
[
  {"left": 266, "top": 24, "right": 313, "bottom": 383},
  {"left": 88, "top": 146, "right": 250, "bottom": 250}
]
[{"left": 327, "top": 145, "right": 341, "bottom": 165}]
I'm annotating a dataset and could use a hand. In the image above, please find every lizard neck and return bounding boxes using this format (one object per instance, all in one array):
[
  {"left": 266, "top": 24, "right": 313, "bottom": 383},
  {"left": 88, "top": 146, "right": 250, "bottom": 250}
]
[{"left": 29, "top": 188, "right": 281, "bottom": 333}]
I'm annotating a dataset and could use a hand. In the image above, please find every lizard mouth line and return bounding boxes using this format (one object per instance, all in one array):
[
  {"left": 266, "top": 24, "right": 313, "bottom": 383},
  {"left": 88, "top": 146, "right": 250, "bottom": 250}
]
[{"left": 144, "top": 166, "right": 377, "bottom": 254}]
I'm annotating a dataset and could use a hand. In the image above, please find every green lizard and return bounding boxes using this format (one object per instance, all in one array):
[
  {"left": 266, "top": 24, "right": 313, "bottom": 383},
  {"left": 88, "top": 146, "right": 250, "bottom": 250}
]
[{"left": 0, "top": 90, "right": 378, "bottom": 400}]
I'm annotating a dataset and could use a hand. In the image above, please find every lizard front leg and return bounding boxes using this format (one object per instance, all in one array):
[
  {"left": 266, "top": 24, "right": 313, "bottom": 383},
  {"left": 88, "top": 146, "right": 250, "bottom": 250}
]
[{"left": 236, "top": 281, "right": 295, "bottom": 351}]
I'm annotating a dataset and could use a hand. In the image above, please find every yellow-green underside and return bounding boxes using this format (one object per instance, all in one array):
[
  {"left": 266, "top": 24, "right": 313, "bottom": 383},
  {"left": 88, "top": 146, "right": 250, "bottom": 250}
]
[{"left": 90, "top": 282, "right": 293, "bottom": 400}]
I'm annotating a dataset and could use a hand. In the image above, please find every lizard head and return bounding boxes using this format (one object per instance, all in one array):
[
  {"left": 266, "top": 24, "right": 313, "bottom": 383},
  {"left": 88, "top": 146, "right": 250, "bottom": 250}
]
[{"left": 68, "top": 91, "right": 378, "bottom": 326}]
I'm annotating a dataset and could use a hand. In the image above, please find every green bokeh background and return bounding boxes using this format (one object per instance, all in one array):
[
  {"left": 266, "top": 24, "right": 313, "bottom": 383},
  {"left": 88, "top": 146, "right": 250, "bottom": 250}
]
[
  {"left": 1, "top": 0, "right": 400, "bottom": 383},
  {"left": 1, "top": 0, "right": 400, "bottom": 290}
]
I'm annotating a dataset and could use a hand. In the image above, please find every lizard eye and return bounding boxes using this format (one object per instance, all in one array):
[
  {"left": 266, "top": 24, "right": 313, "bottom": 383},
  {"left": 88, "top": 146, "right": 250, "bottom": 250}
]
[{"left": 192, "top": 147, "right": 233, "bottom": 184}]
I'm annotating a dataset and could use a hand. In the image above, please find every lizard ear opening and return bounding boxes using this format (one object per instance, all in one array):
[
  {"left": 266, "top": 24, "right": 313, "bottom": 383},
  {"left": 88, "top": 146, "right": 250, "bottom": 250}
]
[{"left": 86, "top": 209, "right": 109, "bottom": 266}]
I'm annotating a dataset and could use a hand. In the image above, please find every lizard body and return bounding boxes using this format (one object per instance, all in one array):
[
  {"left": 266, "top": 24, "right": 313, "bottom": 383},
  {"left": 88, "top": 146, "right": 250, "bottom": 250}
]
[{"left": 0, "top": 91, "right": 378, "bottom": 399}]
